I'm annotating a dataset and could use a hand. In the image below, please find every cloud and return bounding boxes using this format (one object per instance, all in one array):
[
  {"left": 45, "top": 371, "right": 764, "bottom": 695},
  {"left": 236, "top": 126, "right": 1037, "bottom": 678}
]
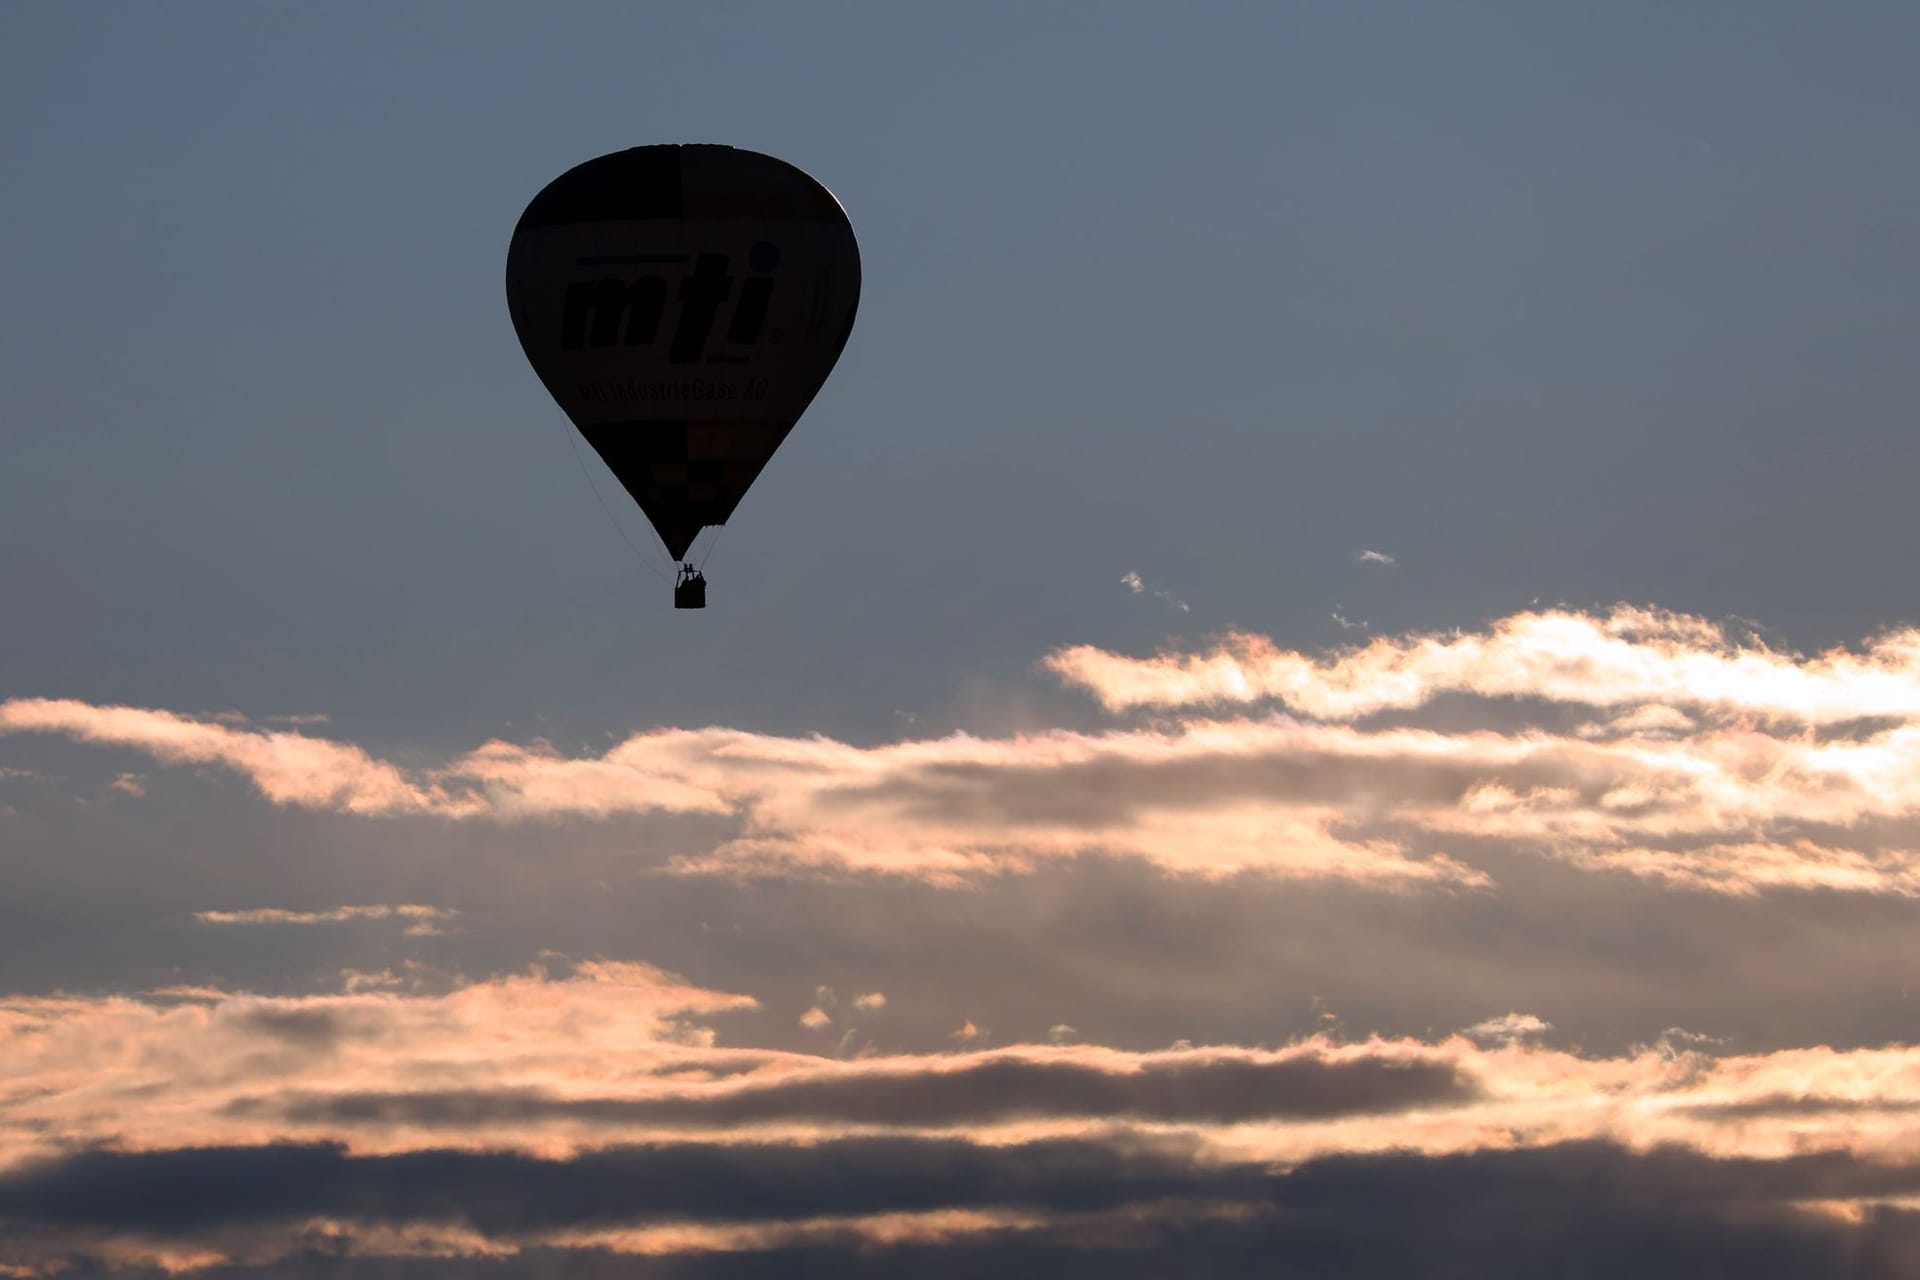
[
  {"left": 0, "top": 1136, "right": 1275, "bottom": 1274},
  {"left": 0, "top": 963, "right": 759, "bottom": 1171},
  {"left": 0, "top": 700, "right": 451, "bottom": 816},
  {"left": 340, "top": 970, "right": 403, "bottom": 994},
  {"left": 194, "top": 905, "right": 457, "bottom": 927},
  {"left": 14, "top": 608, "right": 1920, "bottom": 1274},
  {"left": 16, "top": 965, "right": 1920, "bottom": 1273},
  {"left": 264, "top": 1047, "right": 1475, "bottom": 1134},
  {"left": 16, "top": 1033, "right": 1920, "bottom": 1275},
  {"left": 18, "top": 606, "right": 1920, "bottom": 896},
  {"left": 1044, "top": 605, "right": 1920, "bottom": 723},
  {"left": 0, "top": 700, "right": 1481, "bottom": 888},
  {"left": 801, "top": 1008, "right": 833, "bottom": 1031},
  {"left": 0, "top": 978, "right": 1443, "bottom": 1176},
  {"left": 1119, "top": 571, "right": 1190, "bottom": 614},
  {"left": 1463, "top": 1013, "right": 1553, "bottom": 1044},
  {"left": 1355, "top": 549, "right": 1397, "bottom": 567},
  {"left": 0, "top": 700, "right": 731, "bottom": 820}
]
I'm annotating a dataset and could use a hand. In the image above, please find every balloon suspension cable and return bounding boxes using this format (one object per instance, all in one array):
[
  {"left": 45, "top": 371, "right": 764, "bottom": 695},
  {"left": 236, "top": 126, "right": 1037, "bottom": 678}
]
[
  {"left": 696, "top": 523, "right": 727, "bottom": 572},
  {"left": 551, "top": 411, "right": 671, "bottom": 585}
]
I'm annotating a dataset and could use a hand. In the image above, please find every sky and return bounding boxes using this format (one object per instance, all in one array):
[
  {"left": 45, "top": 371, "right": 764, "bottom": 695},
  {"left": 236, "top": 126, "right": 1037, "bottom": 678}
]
[{"left": 5, "top": 3, "right": 1920, "bottom": 1275}]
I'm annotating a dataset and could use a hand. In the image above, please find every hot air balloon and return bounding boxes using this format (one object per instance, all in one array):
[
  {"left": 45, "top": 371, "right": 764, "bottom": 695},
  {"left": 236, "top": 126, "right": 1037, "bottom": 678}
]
[{"left": 506, "top": 145, "right": 861, "bottom": 608}]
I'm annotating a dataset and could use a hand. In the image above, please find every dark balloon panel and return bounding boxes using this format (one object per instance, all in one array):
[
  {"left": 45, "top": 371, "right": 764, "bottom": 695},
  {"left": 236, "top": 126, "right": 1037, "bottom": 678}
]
[{"left": 506, "top": 146, "right": 861, "bottom": 564}]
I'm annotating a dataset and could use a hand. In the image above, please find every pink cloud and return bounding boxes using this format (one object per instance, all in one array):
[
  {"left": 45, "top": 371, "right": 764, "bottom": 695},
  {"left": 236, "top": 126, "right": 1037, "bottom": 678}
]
[
  {"left": 14, "top": 606, "right": 1920, "bottom": 895},
  {"left": 0, "top": 699, "right": 441, "bottom": 815},
  {"left": 12, "top": 965, "right": 1920, "bottom": 1271},
  {"left": 1045, "top": 605, "right": 1920, "bottom": 723},
  {"left": 195, "top": 904, "right": 457, "bottom": 926},
  {"left": 12, "top": 971, "right": 1920, "bottom": 1177}
]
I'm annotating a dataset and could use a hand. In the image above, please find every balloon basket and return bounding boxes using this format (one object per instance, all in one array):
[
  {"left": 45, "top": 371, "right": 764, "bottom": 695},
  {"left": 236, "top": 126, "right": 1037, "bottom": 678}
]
[{"left": 674, "top": 566, "right": 707, "bottom": 610}]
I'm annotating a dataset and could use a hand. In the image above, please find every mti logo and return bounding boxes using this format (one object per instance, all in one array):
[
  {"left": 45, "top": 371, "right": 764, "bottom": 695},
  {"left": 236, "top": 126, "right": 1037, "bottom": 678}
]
[{"left": 561, "top": 241, "right": 779, "bottom": 364}]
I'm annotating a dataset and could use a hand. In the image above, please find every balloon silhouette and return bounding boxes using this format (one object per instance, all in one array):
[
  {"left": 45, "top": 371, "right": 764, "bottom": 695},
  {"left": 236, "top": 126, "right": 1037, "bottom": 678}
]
[{"left": 507, "top": 145, "right": 861, "bottom": 607}]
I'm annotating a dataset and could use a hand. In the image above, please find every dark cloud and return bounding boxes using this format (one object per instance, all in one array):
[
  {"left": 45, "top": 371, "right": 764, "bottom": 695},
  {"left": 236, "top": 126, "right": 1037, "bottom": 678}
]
[
  {"left": 235, "top": 1008, "right": 347, "bottom": 1053},
  {"left": 13, "top": 1141, "right": 1920, "bottom": 1278},
  {"left": 826, "top": 745, "right": 1606, "bottom": 830},
  {"left": 1683, "top": 1095, "right": 1920, "bottom": 1120},
  {"left": 243, "top": 1050, "right": 1474, "bottom": 1132},
  {"left": 0, "top": 1135, "right": 1237, "bottom": 1236}
]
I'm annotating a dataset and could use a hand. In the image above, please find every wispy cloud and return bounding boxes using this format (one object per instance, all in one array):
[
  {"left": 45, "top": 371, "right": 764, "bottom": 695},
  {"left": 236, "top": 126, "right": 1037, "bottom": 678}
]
[
  {"left": 0, "top": 962, "right": 758, "bottom": 1172},
  {"left": 1120, "top": 570, "right": 1190, "bottom": 613},
  {"left": 0, "top": 699, "right": 453, "bottom": 815},
  {"left": 194, "top": 904, "right": 457, "bottom": 927},
  {"left": 1464, "top": 1012, "right": 1553, "bottom": 1044},
  {"left": 1046, "top": 605, "right": 1920, "bottom": 722},
  {"left": 18, "top": 607, "right": 1920, "bottom": 896},
  {"left": 1355, "top": 549, "right": 1396, "bottom": 567},
  {"left": 0, "top": 701, "right": 1478, "bottom": 888}
]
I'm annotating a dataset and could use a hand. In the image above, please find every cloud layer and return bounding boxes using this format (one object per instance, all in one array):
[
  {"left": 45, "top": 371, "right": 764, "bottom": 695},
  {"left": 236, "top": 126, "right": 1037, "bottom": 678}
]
[
  {"left": 1046, "top": 605, "right": 1920, "bottom": 722},
  {"left": 9, "top": 969, "right": 1920, "bottom": 1273},
  {"left": 12, "top": 607, "right": 1920, "bottom": 1272},
  {"left": 13, "top": 607, "right": 1920, "bottom": 895}
]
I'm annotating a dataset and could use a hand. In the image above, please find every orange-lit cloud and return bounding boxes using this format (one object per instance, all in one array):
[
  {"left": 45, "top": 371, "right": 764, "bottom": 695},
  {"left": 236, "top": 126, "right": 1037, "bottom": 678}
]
[
  {"left": 0, "top": 700, "right": 441, "bottom": 815},
  {"left": 0, "top": 962, "right": 759, "bottom": 1172},
  {"left": 1046, "top": 605, "right": 1920, "bottom": 722},
  {"left": 12, "top": 607, "right": 1920, "bottom": 895},
  {"left": 12, "top": 968, "right": 1920, "bottom": 1273},
  {"left": 12, "top": 971, "right": 1920, "bottom": 1170},
  {"left": 194, "top": 904, "right": 457, "bottom": 927}
]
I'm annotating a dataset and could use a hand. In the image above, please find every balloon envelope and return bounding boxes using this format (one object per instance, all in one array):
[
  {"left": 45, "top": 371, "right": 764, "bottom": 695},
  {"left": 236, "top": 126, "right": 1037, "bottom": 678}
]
[{"left": 506, "top": 145, "right": 860, "bottom": 560}]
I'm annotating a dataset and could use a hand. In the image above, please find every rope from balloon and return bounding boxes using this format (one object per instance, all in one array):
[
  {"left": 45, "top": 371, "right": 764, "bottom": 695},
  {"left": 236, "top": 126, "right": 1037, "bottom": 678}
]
[
  {"left": 551, "top": 408, "right": 672, "bottom": 585},
  {"left": 695, "top": 523, "right": 726, "bottom": 572}
]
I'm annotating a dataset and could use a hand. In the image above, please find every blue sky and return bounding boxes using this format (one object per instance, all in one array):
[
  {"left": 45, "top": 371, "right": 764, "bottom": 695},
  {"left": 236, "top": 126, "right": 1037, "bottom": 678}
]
[
  {"left": 7, "top": 3, "right": 1918, "bottom": 749},
  {"left": 7, "top": 5, "right": 1920, "bottom": 1275}
]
